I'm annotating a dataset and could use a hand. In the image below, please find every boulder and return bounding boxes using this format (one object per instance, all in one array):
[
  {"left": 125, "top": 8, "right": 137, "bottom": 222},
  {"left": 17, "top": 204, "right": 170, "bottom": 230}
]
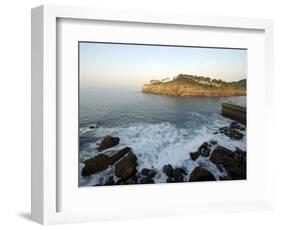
[
  {"left": 81, "top": 154, "right": 111, "bottom": 177},
  {"left": 189, "top": 167, "right": 216, "bottom": 182},
  {"left": 98, "top": 135, "right": 120, "bottom": 151},
  {"left": 210, "top": 146, "right": 246, "bottom": 180},
  {"left": 210, "top": 146, "right": 235, "bottom": 164},
  {"left": 114, "top": 151, "right": 137, "bottom": 179},
  {"left": 110, "top": 147, "right": 131, "bottom": 164}
]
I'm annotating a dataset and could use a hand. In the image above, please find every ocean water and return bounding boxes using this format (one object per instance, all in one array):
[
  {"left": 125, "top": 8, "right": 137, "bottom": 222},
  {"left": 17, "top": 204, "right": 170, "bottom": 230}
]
[{"left": 79, "top": 88, "right": 246, "bottom": 186}]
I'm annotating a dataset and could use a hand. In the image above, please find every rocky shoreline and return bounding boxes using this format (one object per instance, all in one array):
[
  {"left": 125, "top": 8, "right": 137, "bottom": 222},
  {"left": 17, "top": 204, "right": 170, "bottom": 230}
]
[{"left": 81, "top": 120, "right": 246, "bottom": 186}]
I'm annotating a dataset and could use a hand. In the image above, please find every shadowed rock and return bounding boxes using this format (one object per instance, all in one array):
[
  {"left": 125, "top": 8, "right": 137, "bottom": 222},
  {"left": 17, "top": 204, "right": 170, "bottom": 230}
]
[
  {"left": 81, "top": 154, "right": 111, "bottom": 177},
  {"left": 114, "top": 151, "right": 137, "bottom": 179},
  {"left": 189, "top": 167, "right": 216, "bottom": 182}
]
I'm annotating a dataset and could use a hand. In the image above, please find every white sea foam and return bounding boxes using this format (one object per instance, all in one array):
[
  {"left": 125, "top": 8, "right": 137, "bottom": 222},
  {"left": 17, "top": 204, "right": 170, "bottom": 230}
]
[{"left": 80, "top": 115, "right": 246, "bottom": 185}]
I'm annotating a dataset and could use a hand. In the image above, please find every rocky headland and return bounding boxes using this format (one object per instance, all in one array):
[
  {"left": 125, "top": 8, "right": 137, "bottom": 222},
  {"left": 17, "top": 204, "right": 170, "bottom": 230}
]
[{"left": 142, "top": 74, "right": 246, "bottom": 97}]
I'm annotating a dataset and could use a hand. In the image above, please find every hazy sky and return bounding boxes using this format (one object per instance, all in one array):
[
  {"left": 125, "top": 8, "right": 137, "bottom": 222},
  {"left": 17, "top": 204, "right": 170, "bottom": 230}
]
[{"left": 79, "top": 42, "right": 247, "bottom": 89}]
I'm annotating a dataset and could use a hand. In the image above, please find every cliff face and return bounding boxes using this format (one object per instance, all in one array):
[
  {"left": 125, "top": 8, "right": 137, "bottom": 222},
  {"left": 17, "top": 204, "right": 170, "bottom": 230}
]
[{"left": 142, "top": 75, "right": 246, "bottom": 97}]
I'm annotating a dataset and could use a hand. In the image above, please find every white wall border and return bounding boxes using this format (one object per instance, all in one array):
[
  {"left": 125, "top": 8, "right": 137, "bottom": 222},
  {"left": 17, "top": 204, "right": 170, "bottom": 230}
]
[{"left": 31, "top": 5, "right": 274, "bottom": 225}]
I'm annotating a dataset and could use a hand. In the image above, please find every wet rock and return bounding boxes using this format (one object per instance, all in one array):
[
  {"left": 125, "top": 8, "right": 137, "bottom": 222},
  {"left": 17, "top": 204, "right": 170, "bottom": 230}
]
[
  {"left": 98, "top": 135, "right": 120, "bottom": 151},
  {"left": 139, "top": 177, "right": 155, "bottom": 184},
  {"left": 210, "top": 146, "right": 235, "bottom": 164},
  {"left": 110, "top": 147, "right": 131, "bottom": 164},
  {"left": 81, "top": 154, "right": 111, "bottom": 177},
  {"left": 114, "top": 151, "right": 137, "bottom": 179},
  {"left": 163, "top": 165, "right": 186, "bottom": 182},
  {"left": 219, "top": 127, "right": 244, "bottom": 140},
  {"left": 141, "top": 168, "right": 156, "bottom": 178},
  {"left": 198, "top": 142, "right": 211, "bottom": 157},
  {"left": 210, "top": 146, "right": 246, "bottom": 180},
  {"left": 189, "top": 167, "right": 216, "bottom": 182},
  {"left": 162, "top": 164, "right": 174, "bottom": 178},
  {"left": 190, "top": 151, "right": 200, "bottom": 161}
]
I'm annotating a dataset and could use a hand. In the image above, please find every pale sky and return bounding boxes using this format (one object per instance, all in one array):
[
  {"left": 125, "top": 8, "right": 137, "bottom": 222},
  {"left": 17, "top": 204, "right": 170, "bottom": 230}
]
[{"left": 79, "top": 42, "right": 247, "bottom": 89}]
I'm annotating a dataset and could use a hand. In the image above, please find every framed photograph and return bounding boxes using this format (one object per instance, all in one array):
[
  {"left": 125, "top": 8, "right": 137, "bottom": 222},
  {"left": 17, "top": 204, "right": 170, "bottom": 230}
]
[{"left": 31, "top": 5, "right": 274, "bottom": 224}]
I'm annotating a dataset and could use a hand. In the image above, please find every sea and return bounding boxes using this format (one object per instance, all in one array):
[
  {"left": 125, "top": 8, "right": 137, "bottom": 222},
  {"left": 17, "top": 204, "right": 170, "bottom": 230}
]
[{"left": 79, "top": 87, "right": 246, "bottom": 186}]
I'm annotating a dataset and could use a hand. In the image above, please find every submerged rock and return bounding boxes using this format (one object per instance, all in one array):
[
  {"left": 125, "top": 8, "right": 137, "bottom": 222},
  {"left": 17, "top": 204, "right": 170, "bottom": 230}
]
[
  {"left": 98, "top": 135, "right": 120, "bottom": 151},
  {"left": 189, "top": 167, "right": 216, "bottom": 182},
  {"left": 114, "top": 151, "right": 137, "bottom": 179},
  {"left": 81, "top": 154, "right": 111, "bottom": 177}
]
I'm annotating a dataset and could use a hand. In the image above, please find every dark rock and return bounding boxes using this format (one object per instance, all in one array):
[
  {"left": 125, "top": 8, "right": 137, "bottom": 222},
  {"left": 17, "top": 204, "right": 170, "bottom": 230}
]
[
  {"left": 110, "top": 147, "right": 131, "bottom": 164},
  {"left": 201, "top": 147, "right": 211, "bottom": 157},
  {"left": 198, "top": 142, "right": 211, "bottom": 157},
  {"left": 219, "top": 127, "right": 244, "bottom": 140},
  {"left": 98, "top": 135, "right": 120, "bottom": 151},
  {"left": 210, "top": 146, "right": 246, "bottom": 180},
  {"left": 210, "top": 146, "right": 235, "bottom": 164},
  {"left": 81, "top": 154, "right": 111, "bottom": 177},
  {"left": 139, "top": 177, "right": 155, "bottom": 184},
  {"left": 210, "top": 140, "right": 217, "bottom": 145},
  {"left": 189, "top": 167, "right": 216, "bottom": 182},
  {"left": 162, "top": 164, "right": 174, "bottom": 178},
  {"left": 235, "top": 147, "right": 246, "bottom": 156},
  {"left": 190, "top": 151, "right": 200, "bottom": 161},
  {"left": 213, "top": 131, "right": 219, "bottom": 134},
  {"left": 141, "top": 168, "right": 156, "bottom": 178},
  {"left": 89, "top": 124, "right": 97, "bottom": 129},
  {"left": 173, "top": 168, "right": 184, "bottom": 182},
  {"left": 114, "top": 151, "right": 137, "bottom": 179},
  {"left": 163, "top": 165, "right": 186, "bottom": 182},
  {"left": 199, "top": 142, "right": 208, "bottom": 149}
]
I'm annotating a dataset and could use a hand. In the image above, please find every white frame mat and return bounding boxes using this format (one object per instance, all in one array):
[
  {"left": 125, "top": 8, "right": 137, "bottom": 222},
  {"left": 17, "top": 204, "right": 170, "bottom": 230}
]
[{"left": 31, "top": 5, "right": 274, "bottom": 225}]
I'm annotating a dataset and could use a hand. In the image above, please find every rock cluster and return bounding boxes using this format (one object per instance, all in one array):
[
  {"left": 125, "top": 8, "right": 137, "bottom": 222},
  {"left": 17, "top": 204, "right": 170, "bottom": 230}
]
[{"left": 81, "top": 119, "right": 247, "bottom": 186}]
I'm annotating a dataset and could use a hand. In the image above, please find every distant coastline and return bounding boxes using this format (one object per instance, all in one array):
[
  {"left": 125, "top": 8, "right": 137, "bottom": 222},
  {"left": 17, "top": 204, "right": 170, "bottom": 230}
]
[{"left": 142, "top": 74, "right": 246, "bottom": 97}]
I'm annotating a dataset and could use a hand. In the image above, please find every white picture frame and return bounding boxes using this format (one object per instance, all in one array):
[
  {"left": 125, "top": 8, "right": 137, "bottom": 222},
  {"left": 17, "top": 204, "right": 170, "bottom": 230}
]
[{"left": 31, "top": 5, "right": 274, "bottom": 225}]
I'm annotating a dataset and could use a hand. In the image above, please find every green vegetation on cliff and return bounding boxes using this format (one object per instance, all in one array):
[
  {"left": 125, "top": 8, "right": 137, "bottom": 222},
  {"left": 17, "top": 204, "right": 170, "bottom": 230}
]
[{"left": 143, "top": 74, "right": 246, "bottom": 97}]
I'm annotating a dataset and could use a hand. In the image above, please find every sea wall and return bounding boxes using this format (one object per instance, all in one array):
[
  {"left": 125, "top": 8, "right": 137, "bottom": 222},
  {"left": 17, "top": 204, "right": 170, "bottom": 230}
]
[{"left": 142, "top": 82, "right": 246, "bottom": 97}]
